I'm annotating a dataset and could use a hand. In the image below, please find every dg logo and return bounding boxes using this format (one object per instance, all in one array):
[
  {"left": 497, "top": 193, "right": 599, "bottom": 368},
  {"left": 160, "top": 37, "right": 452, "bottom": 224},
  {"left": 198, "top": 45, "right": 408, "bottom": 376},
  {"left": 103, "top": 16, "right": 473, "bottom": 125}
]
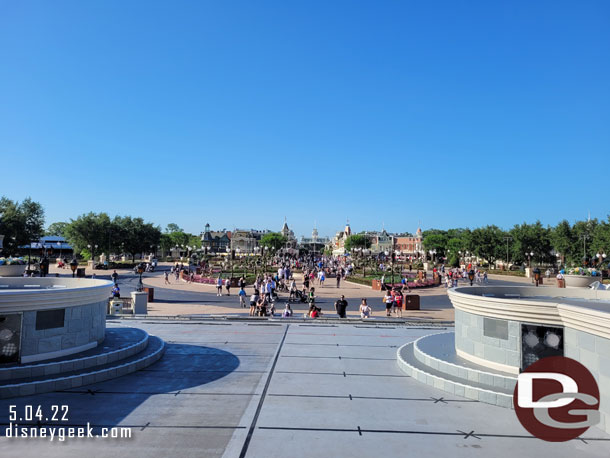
[{"left": 514, "top": 356, "right": 600, "bottom": 442}]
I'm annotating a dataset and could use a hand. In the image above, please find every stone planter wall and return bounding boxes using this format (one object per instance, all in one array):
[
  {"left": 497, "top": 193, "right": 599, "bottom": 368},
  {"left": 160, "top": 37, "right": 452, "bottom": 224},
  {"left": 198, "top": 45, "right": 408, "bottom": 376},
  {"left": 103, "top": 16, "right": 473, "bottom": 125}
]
[
  {"left": 0, "top": 265, "right": 27, "bottom": 277},
  {"left": 564, "top": 274, "right": 598, "bottom": 288}
]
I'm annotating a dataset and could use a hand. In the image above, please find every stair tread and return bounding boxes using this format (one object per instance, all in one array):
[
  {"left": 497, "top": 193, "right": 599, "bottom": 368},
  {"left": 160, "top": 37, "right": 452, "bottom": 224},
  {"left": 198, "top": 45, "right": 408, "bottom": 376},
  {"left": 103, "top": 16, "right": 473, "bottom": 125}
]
[
  {"left": 1, "top": 336, "right": 164, "bottom": 387},
  {"left": 400, "top": 342, "right": 514, "bottom": 395},
  {"left": 1, "top": 327, "right": 148, "bottom": 370},
  {"left": 415, "top": 332, "right": 517, "bottom": 378}
]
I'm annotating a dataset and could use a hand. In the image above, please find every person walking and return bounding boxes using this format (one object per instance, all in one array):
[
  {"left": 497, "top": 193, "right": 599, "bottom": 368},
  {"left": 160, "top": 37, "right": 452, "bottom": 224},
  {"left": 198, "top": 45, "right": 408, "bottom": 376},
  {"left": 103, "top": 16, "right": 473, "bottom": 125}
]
[
  {"left": 164, "top": 271, "right": 170, "bottom": 285},
  {"left": 393, "top": 290, "right": 403, "bottom": 318},
  {"left": 225, "top": 278, "right": 231, "bottom": 296},
  {"left": 359, "top": 298, "right": 371, "bottom": 319},
  {"left": 216, "top": 276, "right": 223, "bottom": 296},
  {"left": 111, "top": 270, "right": 119, "bottom": 284},
  {"left": 384, "top": 290, "right": 394, "bottom": 317},
  {"left": 334, "top": 295, "right": 348, "bottom": 318},
  {"left": 238, "top": 287, "right": 247, "bottom": 307},
  {"left": 336, "top": 272, "right": 341, "bottom": 288}
]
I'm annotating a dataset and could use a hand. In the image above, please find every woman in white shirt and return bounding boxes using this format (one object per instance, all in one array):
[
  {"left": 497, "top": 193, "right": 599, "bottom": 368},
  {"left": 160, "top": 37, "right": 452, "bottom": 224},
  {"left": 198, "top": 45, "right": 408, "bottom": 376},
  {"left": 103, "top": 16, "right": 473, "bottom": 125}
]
[{"left": 359, "top": 298, "right": 371, "bottom": 319}]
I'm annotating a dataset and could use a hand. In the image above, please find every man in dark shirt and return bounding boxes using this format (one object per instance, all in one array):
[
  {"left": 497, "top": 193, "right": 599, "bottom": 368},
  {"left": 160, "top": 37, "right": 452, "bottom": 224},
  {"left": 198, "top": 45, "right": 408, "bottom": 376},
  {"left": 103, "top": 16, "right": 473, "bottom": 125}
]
[{"left": 335, "top": 295, "right": 348, "bottom": 318}]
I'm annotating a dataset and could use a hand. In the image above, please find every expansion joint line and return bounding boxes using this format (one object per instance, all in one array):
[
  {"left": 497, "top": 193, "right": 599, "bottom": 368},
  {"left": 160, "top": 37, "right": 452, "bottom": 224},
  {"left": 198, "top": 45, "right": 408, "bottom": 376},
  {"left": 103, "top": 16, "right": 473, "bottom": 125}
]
[{"left": 239, "top": 324, "right": 290, "bottom": 458}]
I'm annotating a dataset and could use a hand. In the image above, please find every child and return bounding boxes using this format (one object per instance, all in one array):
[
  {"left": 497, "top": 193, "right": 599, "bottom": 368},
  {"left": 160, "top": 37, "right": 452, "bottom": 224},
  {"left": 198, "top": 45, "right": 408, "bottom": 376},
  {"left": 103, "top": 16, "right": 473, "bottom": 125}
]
[
  {"left": 238, "top": 287, "right": 247, "bottom": 307},
  {"left": 282, "top": 303, "right": 293, "bottom": 317},
  {"left": 250, "top": 290, "right": 259, "bottom": 316}
]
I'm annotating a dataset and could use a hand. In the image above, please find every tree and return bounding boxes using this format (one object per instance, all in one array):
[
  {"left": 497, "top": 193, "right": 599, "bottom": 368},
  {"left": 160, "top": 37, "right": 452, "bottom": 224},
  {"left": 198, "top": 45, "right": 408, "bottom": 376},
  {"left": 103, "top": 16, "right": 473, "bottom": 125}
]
[
  {"left": 260, "top": 232, "right": 287, "bottom": 253},
  {"left": 471, "top": 225, "right": 505, "bottom": 267},
  {"left": 0, "top": 197, "right": 45, "bottom": 255},
  {"left": 422, "top": 233, "right": 448, "bottom": 255},
  {"left": 344, "top": 234, "right": 371, "bottom": 252},
  {"left": 592, "top": 217, "right": 610, "bottom": 265},
  {"left": 64, "top": 212, "right": 112, "bottom": 259},
  {"left": 113, "top": 216, "right": 161, "bottom": 261},
  {"left": 165, "top": 223, "right": 183, "bottom": 233},
  {"left": 46, "top": 222, "right": 69, "bottom": 237},
  {"left": 509, "top": 221, "right": 552, "bottom": 265},
  {"left": 550, "top": 220, "right": 574, "bottom": 265}
]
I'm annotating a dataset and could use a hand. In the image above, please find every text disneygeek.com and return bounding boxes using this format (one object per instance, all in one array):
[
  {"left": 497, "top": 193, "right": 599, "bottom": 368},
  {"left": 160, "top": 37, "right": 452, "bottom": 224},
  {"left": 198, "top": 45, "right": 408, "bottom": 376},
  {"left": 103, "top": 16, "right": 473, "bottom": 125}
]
[{"left": 5, "top": 423, "right": 132, "bottom": 441}]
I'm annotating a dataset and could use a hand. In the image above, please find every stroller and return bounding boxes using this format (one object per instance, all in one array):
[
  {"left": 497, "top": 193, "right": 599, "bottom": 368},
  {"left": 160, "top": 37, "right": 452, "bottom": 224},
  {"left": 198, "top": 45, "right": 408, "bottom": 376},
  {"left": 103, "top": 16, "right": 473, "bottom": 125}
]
[{"left": 293, "top": 289, "right": 308, "bottom": 303}]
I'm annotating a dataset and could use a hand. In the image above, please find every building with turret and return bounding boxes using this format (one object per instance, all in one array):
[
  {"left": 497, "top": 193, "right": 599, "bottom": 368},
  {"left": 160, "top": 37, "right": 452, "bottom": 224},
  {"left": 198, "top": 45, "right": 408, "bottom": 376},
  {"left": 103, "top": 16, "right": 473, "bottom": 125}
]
[
  {"left": 331, "top": 220, "right": 352, "bottom": 255},
  {"left": 280, "top": 218, "right": 298, "bottom": 249},
  {"left": 201, "top": 223, "right": 232, "bottom": 254},
  {"left": 300, "top": 225, "right": 330, "bottom": 254}
]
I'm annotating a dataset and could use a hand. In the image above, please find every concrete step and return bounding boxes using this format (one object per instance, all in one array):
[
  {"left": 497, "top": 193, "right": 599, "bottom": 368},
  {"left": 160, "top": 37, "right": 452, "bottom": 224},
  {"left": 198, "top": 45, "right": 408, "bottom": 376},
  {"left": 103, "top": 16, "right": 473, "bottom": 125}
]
[
  {"left": 397, "top": 335, "right": 515, "bottom": 409},
  {"left": 0, "top": 328, "right": 150, "bottom": 382},
  {"left": 0, "top": 335, "right": 165, "bottom": 398},
  {"left": 413, "top": 332, "right": 517, "bottom": 393}
]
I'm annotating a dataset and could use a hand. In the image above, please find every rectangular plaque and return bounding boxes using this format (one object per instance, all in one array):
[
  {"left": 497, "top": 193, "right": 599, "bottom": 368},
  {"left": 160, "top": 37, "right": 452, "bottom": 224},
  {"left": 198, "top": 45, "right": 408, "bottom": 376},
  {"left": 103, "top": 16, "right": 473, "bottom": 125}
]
[
  {"left": 35, "top": 309, "right": 66, "bottom": 331},
  {"left": 483, "top": 317, "right": 509, "bottom": 340},
  {"left": 0, "top": 313, "right": 22, "bottom": 364}
]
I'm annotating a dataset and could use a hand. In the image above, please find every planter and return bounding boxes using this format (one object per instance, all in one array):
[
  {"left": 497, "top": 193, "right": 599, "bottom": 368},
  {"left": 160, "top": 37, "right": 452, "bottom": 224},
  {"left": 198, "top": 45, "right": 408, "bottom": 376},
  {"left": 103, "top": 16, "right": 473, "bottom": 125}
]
[
  {"left": 564, "top": 274, "right": 599, "bottom": 288},
  {"left": 0, "top": 264, "right": 27, "bottom": 277}
]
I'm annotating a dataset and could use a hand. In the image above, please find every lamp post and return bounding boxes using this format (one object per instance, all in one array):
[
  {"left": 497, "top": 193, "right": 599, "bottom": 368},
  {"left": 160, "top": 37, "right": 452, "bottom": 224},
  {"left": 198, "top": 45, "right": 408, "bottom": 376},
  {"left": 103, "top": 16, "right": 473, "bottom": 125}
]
[
  {"left": 503, "top": 236, "right": 512, "bottom": 270},
  {"left": 57, "top": 241, "right": 62, "bottom": 261},
  {"left": 136, "top": 263, "right": 144, "bottom": 292},
  {"left": 253, "top": 246, "right": 260, "bottom": 278},
  {"left": 236, "top": 247, "right": 242, "bottom": 277},
  {"left": 87, "top": 244, "right": 98, "bottom": 263},
  {"left": 70, "top": 258, "right": 78, "bottom": 278},
  {"left": 581, "top": 234, "right": 590, "bottom": 265},
  {"left": 526, "top": 251, "right": 534, "bottom": 269}
]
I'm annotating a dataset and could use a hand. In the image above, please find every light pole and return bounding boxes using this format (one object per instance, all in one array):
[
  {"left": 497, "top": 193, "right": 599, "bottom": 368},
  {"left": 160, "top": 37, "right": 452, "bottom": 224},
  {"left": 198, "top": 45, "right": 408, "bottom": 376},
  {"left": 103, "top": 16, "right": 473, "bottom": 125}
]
[
  {"left": 503, "top": 236, "right": 512, "bottom": 269},
  {"left": 57, "top": 241, "right": 62, "bottom": 261},
  {"left": 70, "top": 258, "right": 78, "bottom": 277},
  {"left": 136, "top": 263, "right": 144, "bottom": 292},
  {"left": 87, "top": 244, "right": 98, "bottom": 263},
  {"left": 581, "top": 234, "right": 590, "bottom": 264},
  {"left": 526, "top": 251, "right": 534, "bottom": 269}
]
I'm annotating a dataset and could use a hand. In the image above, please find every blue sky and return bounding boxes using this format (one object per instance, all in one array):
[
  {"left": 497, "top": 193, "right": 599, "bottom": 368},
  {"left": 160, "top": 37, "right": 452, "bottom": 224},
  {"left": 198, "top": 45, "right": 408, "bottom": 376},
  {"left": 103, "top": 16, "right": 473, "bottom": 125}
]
[{"left": 1, "top": 0, "right": 608, "bottom": 238}]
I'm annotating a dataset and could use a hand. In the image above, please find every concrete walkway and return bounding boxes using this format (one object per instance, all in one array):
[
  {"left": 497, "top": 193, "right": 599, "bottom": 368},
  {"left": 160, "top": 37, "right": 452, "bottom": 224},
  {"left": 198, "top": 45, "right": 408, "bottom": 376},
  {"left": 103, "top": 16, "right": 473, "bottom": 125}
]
[{"left": 1, "top": 320, "right": 606, "bottom": 457}]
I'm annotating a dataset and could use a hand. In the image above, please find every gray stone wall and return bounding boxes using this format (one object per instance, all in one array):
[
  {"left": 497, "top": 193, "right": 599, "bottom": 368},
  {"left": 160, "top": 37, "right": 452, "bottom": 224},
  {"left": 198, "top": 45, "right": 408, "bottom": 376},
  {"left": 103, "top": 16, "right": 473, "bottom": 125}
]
[
  {"left": 564, "top": 327, "right": 610, "bottom": 433},
  {"left": 20, "top": 300, "right": 107, "bottom": 360},
  {"left": 454, "top": 309, "right": 520, "bottom": 368}
]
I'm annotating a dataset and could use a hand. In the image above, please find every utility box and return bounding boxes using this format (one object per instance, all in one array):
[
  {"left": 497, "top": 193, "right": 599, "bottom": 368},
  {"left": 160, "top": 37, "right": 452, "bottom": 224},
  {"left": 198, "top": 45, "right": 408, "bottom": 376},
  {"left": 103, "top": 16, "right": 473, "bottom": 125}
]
[
  {"left": 404, "top": 294, "right": 420, "bottom": 310},
  {"left": 131, "top": 291, "right": 148, "bottom": 315},
  {"left": 143, "top": 287, "right": 154, "bottom": 302}
]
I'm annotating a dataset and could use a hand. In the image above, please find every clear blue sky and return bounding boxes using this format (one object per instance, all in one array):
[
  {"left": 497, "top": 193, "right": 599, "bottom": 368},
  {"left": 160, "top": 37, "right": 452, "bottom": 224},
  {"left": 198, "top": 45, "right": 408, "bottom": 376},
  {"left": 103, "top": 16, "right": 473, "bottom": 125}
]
[{"left": 1, "top": 0, "right": 608, "bottom": 239}]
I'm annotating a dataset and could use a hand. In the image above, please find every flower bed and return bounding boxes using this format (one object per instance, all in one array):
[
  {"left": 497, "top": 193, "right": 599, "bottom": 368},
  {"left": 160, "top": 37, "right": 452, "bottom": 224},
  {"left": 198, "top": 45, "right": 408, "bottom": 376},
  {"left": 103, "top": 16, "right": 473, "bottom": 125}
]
[{"left": 0, "top": 258, "right": 27, "bottom": 277}]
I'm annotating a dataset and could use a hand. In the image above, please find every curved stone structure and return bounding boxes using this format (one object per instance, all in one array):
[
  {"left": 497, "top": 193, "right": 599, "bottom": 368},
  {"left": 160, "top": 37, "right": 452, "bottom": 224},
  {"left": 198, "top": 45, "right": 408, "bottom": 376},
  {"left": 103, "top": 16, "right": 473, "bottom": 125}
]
[
  {"left": 564, "top": 274, "right": 598, "bottom": 288},
  {"left": 447, "top": 285, "right": 610, "bottom": 433},
  {"left": 0, "top": 264, "right": 27, "bottom": 277},
  {"left": 0, "top": 277, "right": 113, "bottom": 364}
]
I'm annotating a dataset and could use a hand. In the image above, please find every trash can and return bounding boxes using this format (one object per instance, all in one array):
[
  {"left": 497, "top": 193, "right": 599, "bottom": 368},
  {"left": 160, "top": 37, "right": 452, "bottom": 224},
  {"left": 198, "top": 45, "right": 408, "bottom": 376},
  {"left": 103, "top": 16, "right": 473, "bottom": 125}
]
[
  {"left": 77, "top": 267, "right": 86, "bottom": 278},
  {"left": 404, "top": 294, "right": 420, "bottom": 310},
  {"left": 143, "top": 287, "right": 154, "bottom": 302},
  {"left": 109, "top": 300, "right": 123, "bottom": 315}
]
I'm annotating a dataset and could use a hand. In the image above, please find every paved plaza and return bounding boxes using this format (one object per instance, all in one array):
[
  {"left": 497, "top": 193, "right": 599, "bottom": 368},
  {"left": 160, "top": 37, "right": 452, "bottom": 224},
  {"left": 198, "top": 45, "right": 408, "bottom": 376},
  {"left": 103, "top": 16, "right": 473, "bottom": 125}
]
[{"left": 0, "top": 319, "right": 608, "bottom": 458}]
